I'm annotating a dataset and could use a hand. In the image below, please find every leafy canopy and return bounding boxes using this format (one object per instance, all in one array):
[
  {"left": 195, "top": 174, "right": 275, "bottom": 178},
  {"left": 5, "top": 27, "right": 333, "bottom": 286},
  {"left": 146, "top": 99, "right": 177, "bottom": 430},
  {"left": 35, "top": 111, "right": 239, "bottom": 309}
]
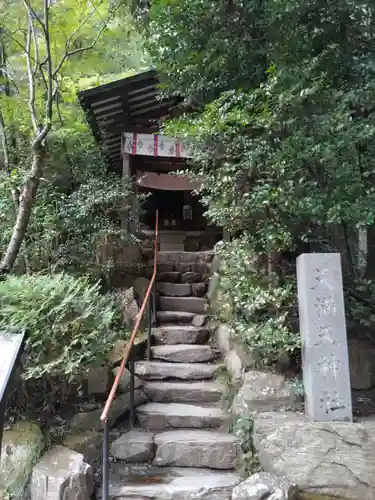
[{"left": 146, "top": 0, "right": 375, "bottom": 363}]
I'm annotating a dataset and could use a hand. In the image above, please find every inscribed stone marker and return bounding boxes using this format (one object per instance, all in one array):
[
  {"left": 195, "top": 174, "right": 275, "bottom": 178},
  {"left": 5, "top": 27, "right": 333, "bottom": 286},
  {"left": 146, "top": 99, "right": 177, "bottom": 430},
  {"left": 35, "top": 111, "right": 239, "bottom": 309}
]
[{"left": 296, "top": 253, "right": 352, "bottom": 422}]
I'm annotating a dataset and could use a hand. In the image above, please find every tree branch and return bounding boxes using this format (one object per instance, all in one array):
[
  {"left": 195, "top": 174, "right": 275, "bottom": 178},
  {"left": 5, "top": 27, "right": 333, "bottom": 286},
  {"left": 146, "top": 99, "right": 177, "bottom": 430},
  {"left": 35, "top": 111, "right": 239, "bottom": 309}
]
[
  {"left": 53, "top": 0, "right": 123, "bottom": 78},
  {"left": 22, "top": 0, "right": 47, "bottom": 34},
  {"left": 0, "top": 110, "right": 10, "bottom": 172},
  {"left": 24, "top": 7, "right": 39, "bottom": 134},
  {"left": 41, "top": 0, "right": 53, "bottom": 142}
]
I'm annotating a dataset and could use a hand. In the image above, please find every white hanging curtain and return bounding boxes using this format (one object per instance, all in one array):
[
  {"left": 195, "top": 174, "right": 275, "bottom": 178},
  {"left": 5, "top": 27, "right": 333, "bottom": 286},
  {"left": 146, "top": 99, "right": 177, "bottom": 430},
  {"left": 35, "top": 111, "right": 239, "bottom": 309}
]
[{"left": 123, "top": 132, "right": 191, "bottom": 158}]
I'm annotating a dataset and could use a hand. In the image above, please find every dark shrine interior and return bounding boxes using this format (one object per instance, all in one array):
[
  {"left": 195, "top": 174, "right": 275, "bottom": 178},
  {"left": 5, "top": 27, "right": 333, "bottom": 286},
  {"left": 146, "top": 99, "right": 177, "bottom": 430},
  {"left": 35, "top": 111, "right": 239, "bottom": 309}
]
[{"left": 140, "top": 189, "right": 208, "bottom": 231}]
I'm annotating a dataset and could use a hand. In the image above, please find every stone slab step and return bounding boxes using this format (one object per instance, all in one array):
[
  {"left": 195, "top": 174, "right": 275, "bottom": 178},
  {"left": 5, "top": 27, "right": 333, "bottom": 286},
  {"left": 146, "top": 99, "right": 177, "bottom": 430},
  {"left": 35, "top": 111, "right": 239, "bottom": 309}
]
[
  {"left": 137, "top": 402, "right": 229, "bottom": 430},
  {"left": 156, "top": 282, "right": 192, "bottom": 297},
  {"left": 157, "top": 251, "right": 214, "bottom": 264},
  {"left": 159, "top": 297, "right": 207, "bottom": 314},
  {"left": 135, "top": 361, "right": 221, "bottom": 380},
  {"left": 151, "top": 345, "right": 219, "bottom": 363},
  {"left": 153, "top": 325, "right": 208, "bottom": 345},
  {"left": 143, "top": 381, "right": 223, "bottom": 404},
  {"left": 107, "top": 464, "right": 241, "bottom": 500},
  {"left": 157, "top": 272, "right": 181, "bottom": 283},
  {"left": 156, "top": 311, "right": 195, "bottom": 324},
  {"left": 180, "top": 272, "right": 204, "bottom": 283},
  {"left": 111, "top": 430, "right": 154, "bottom": 463},
  {"left": 154, "top": 430, "right": 240, "bottom": 469},
  {"left": 156, "top": 282, "right": 207, "bottom": 298},
  {"left": 147, "top": 261, "right": 211, "bottom": 276},
  {"left": 157, "top": 271, "right": 205, "bottom": 284}
]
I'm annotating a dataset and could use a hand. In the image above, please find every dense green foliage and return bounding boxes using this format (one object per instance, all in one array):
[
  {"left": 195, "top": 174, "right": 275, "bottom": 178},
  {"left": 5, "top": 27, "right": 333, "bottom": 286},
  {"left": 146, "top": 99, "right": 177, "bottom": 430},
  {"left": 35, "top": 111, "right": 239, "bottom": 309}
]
[
  {"left": 0, "top": 1, "right": 149, "bottom": 415},
  {"left": 0, "top": 274, "right": 120, "bottom": 381},
  {"left": 146, "top": 0, "right": 375, "bottom": 365}
]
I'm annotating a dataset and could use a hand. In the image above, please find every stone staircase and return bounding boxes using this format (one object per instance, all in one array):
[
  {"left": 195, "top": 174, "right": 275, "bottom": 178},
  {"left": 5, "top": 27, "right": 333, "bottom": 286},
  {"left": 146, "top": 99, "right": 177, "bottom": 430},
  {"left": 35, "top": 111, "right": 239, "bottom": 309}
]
[{"left": 108, "top": 251, "right": 241, "bottom": 498}]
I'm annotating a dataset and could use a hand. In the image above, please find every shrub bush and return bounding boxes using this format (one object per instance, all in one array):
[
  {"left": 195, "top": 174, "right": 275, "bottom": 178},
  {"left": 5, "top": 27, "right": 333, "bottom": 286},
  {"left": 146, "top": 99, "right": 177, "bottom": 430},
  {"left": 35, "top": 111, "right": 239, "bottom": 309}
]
[{"left": 0, "top": 273, "right": 123, "bottom": 381}]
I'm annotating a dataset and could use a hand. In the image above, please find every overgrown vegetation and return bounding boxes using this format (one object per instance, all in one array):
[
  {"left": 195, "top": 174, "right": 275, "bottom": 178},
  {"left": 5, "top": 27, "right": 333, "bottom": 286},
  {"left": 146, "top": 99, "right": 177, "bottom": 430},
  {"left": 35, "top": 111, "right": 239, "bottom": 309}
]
[
  {"left": 144, "top": 0, "right": 375, "bottom": 368},
  {"left": 0, "top": 0, "right": 149, "bottom": 418},
  {"left": 0, "top": 274, "right": 121, "bottom": 381},
  {"left": 231, "top": 415, "right": 260, "bottom": 476}
]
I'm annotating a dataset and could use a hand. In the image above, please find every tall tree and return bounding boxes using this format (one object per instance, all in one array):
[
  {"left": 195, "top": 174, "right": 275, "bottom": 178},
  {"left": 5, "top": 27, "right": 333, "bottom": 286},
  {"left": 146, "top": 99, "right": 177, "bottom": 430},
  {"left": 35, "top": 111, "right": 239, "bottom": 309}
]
[{"left": 0, "top": 0, "right": 130, "bottom": 275}]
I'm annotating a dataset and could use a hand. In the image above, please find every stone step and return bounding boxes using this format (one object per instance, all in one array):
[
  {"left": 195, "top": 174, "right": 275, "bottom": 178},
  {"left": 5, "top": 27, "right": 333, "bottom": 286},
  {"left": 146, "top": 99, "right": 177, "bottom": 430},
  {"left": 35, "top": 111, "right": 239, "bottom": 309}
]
[
  {"left": 136, "top": 402, "right": 229, "bottom": 430},
  {"left": 143, "top": 381, "right": 223, "bottom": 404},
  {"left": 156, "top": 282, "right": 207, "bottom": 298},
  {"left": 152, "top": 325, "right": 208, "bottom": 345},
  {"left": 157, "top": 271, "right": 204, "bottom": 284},
  {"left": 154, "top": 430, "right": 240, "bottom": 469},
  {"left": 151, "top": 345, "right": 219, "bottom": 363},
  {"left": 107, "top": 464, "right": 241, "bottom": 500},
  {"left": 135, "top": 361, "right": 221, "bottom": 380},
  {"left": 159, "top": 296, "right": 207, "bottom": 314},
  {"left": 156, "top": 311, "right": 195, "bottom": 324},
  {"left": 157, "top": 251, "right": 214, "bottom": 264},
  {"left": 111, "top": 430, "right": 154, "bottom": 463},
  {"left": 147, "top": 261, "right": 211, "bottom": 276},
  {"left": 156, "top": 282, "right": 192, "bottom": 297}
]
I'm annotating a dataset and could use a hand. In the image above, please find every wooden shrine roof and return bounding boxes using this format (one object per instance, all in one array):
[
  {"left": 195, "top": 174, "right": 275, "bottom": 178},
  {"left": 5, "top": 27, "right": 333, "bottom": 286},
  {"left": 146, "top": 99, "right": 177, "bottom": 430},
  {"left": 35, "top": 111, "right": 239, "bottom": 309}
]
[{"left": 78, "top": 70, "right": 180, "bottom": 171}]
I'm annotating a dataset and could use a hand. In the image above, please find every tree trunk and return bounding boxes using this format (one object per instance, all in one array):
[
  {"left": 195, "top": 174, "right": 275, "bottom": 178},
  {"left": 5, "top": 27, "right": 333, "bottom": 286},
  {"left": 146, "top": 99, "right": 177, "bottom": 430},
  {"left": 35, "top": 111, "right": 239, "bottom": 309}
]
[{"left": 0, "top": 142, "right": 44, "bottom": 277}]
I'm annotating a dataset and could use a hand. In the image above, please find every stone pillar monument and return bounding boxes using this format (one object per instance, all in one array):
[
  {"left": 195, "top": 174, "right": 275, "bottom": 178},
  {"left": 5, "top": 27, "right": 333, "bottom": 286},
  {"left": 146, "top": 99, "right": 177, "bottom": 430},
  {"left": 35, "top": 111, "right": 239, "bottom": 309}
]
[{"left": 297, "top": 253, "right": 352, "bottom": 422}]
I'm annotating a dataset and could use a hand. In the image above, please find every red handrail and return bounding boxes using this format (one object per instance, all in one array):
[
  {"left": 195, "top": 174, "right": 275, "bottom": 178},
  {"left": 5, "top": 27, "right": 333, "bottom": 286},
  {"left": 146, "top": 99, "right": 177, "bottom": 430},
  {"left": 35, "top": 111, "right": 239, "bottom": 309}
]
[{"left": 101, "top": 211, "right": 159, "bottom": 423}]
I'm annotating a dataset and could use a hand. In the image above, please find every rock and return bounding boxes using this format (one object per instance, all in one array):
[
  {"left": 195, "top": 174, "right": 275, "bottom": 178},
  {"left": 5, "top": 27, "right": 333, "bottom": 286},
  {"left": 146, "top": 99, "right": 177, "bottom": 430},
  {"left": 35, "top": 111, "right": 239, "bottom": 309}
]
[
  {"left": 192, "top": 283, "right": 207, "bottom": 297},
  {"left": 232, "top": 371, "right": 294, "bottom": 415},
  {"left": 253, "top": 411, "right": 375, "bottom": 500},
  {"left": 143, "top": 381, "right": 223, "bottom": 404},
  {"left": 207, "top": 255, "right": 221, "bottom": 301},
  {"left": 69, "top": 389, "right": 147, "bottom": 431},
  {"left": 157, "top": 282, "right": 192, "bottom": 297},
  {"left": 216, "top": 324, "right": 232, "bottom": 355},
  {"left": 123, "top": 299, "right": 139, "bottom": 327},
  {"left": 154, "top": 430, "right": 240, "bottom": 469},
  {"left": 107, "top": 340, "right": 127, "bottom": 367},
  {"left": 225, "top": 350, "right": 243, "bottom": 383},
  {"left": 107, "top": 334, "right": 148, "bottom": 367},
  {"left": 85, "top": 365, "right": 110, "bottom": 395},
  {"left": 137, "top": 402, "right": 229, "bottom": 430},
  {"left": 348, "top": 338, "right": 375, "bottom": 390},
  {"left": 192, "top": 315, "right": 208, "bottom": 327},
  {"left": 30, "top": 446, "right": 93, "bottom": 500},
  {"left": 159, "top": 296, "right": 207, "bottom": 314},
  {"left": 181, "top": 272, "right": 203, "bottom": 283},
  {"left": 232, "top": 472, "right": 298, "bottom": 500},
  {"left": 112, "top": 366, "right": 143, "bottom": 392},
  {"left": 153, "top": 325, "right": 209, "bottom": 345},
  {"left": 111, "top": 430, "right": 155, "bottom": 462},
  {"left": 62, "top": 430, "right": 103, "bottom": 463},
  {"left": 108, "top": 464, "right": 242, "bottom": 500},
  {"left": 0, "top": 421, "right": 44, "bottom": 499},
  {"left": 151, "top": 344, "right": 219, "bottom": 363},
  {"left": 156, "top": 311, "right": 196, "bottom": 324},
  {"left": 135, "top": 361, "right": 221, "bottom": 380},
  {"left": 134, "top": 277, "right": 151, "bottom": 307}
]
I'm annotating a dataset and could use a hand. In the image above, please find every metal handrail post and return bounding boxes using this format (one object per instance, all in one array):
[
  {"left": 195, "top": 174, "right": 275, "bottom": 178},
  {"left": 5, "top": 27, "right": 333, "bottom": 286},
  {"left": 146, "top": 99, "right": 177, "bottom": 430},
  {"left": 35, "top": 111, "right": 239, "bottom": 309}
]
[
  {"left": 102, "top": 419, "right": 109, "bottom": 500},
  {"left": 147, "top": 294, "right": 152, "bottom": 361},
  {"left": 129, "top": 359, "right": 135, "bottom": 427}
]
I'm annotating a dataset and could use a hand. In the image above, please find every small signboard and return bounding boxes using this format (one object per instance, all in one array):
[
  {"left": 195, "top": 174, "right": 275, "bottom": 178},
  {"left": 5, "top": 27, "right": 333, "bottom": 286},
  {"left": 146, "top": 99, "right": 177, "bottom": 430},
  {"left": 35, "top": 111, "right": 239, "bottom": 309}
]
[
  {"left": 0, "top": 330, "right": 27, "bottom": 454},
  {"left": 0, "top": 330, "right": 26, "bottom": 404}
]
